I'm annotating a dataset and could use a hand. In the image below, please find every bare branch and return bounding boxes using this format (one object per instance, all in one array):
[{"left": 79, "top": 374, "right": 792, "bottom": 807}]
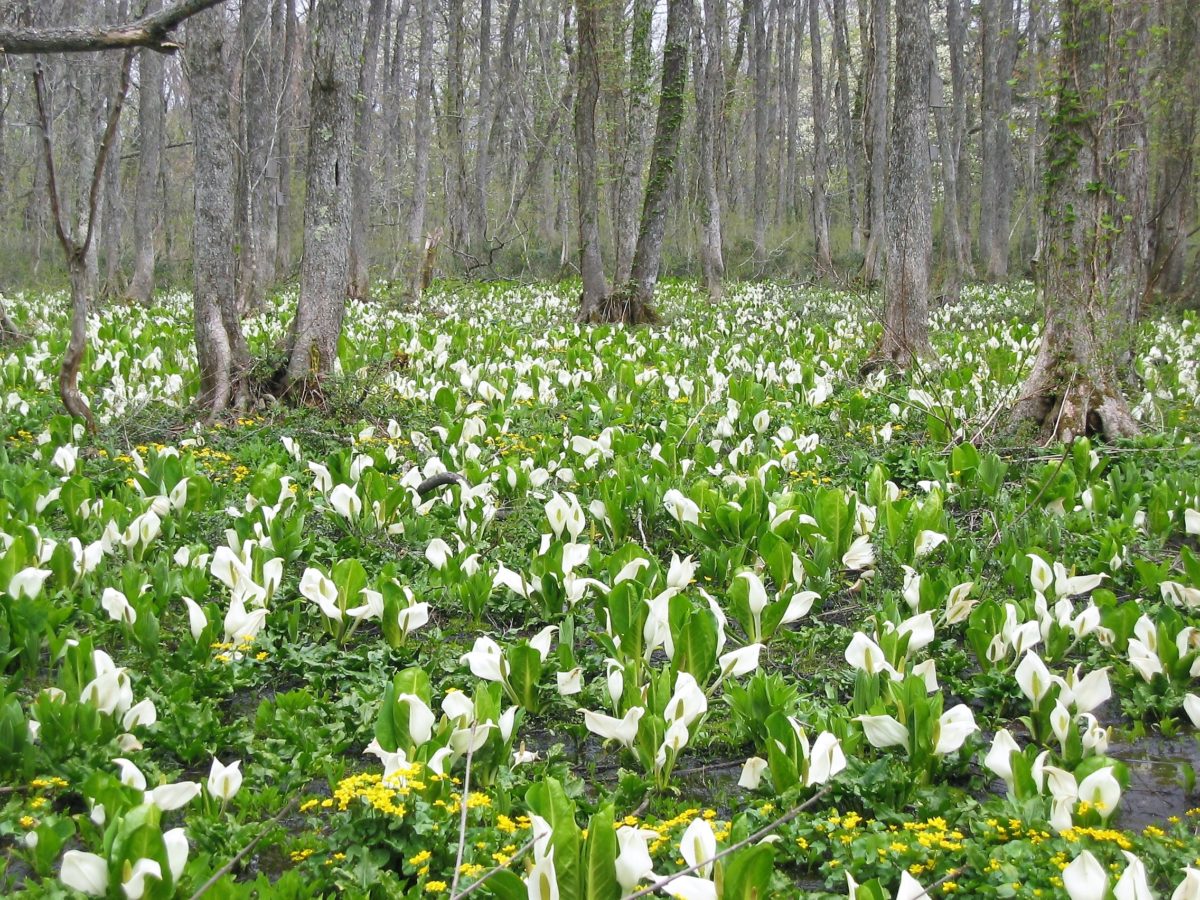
[{"left": 0, "top": 0, "right": 229, "bottom": 55}]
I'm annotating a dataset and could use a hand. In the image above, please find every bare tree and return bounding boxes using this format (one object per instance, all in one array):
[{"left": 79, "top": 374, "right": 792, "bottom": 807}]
[
  {"left": 347, "top": 0, "right": 389, "bottom": 299},
  {"left": 809, "top": 0, "right": 832, "bottom": 272},
  {"left": 0, "top": 0, "right": 229, "bottom": 53},
  {"left": 860, "top": 0, "right": 890, "bottom": 281},
  {"left": 695, "top": 0, "right": 725, "bottom": 298},
  {"left": 978, "top": 0, "right": 1015, "bottom": 279},
  {"left": 1010, "top": 0, "right": 1151, "bottom": 441}
]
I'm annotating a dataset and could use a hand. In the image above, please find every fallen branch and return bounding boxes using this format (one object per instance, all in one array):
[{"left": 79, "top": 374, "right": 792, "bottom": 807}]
[{"left": 1, "top": 0, "right": 229, "bottom": 55}]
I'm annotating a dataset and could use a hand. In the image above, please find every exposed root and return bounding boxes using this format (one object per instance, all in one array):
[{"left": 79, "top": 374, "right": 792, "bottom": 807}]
[
  {"left": 1011, "top": 368, "right": 1139, "bottom": 443},
  {"left": 576, "top": 287, "right": 660, "bottom": 326}
]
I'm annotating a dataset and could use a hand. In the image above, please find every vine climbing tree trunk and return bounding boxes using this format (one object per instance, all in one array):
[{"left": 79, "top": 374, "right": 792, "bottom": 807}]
[{"left": 1010, "top": 0, "right": 1150, "bottom": 442}]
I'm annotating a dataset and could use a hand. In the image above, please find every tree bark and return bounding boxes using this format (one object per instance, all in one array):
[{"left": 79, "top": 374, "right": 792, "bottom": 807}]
[
  {"left": 129, "top": 2, "right": 166, "bottom": 305},
  {"left": 809, "top": 0, "right": 832, "bottom": 271},
  {"left": 619, "top": 0, "right": 691, "bottom": 317},
  {"left": 946, "top": 0, "right": 973, "bottom": 275},
  {"left": 860, "top": 0, "right": 889, "bottom": 281},
  {"left": 831, "top": 0, "right": 861, "bottom": 254},
  {"left": 750, "top": 0, "right": 770, "bottom": 271},
  {"left": 445, "top": 0, "right": 473, "bottom": 259},
  {"left": 978, "top": 0, "right": 1016, "bottom": 279},
  {"left": 614, "top": 0, "right": 653, "bottom": 286},
  {"left": 695, "top": 0, "right": 725, "bottom": 298},
  {"left": 403, "top": 0, "right": 435, "bottom": 296},
  {"left": 868, "top": 0, "right": 932, "bottom": 369},
  {"left": 1148, "top": 0, "right": 1198, "bottom": 300},
  {"left": 575, "top": 0, "right": 610, "bottom": 318},
  {"left": 186, "top": 6, "right": 250, "bottom": 416},
  {"left": 273, "top": 0, "right": 297, "bottom": 275},
  {"left": 347, "top": 0, "right": 388, "bottom": 299},
  {"left": 1010, "top": 0, "right": 1151, "bottom": 442},
  {"left": 274, "top": 0, "right": 364, "bottom": 395}
]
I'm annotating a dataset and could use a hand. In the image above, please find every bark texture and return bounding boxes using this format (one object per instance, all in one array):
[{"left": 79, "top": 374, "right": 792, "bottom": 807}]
[
  {"left": 1011, "top": 0, "right": 1150, "bottom": 442},
  {"left": 979, "top": 0, "right": 1016, "bottom": 279},
  {"left": 868, "top": 0, "right": 932, "bottom": 369},
  {"left": 861, "top": 0, "right": 890, "bottom": 281},
  {"left": 275, "top": 0, "right": 364, "bottom": 394},
  {"left": 574, "top": 0, "right": 610, "bottom": 318},
  {"left": 129, "top": 2, "right": 165, "bottom": 306}
]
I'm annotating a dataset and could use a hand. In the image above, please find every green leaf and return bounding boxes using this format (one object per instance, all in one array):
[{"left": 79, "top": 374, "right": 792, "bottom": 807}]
[
  {"left": 721, "top": 843, "right": 775, "bottom": 900},
  {"left": 583, "top": 803, "right": 620, "bottom": 900},
  {"left": 526, "top": 778, "right": 581, "bottom": 900}
]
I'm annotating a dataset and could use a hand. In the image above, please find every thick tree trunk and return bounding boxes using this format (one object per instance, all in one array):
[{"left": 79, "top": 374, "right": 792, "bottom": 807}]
[
  {"left": 809, "top": 0, "right": 832, "bottom": 271},
  {"left": 861, "top": 0, "right": 890, "bottom": 281},
  {"left": 347, "top": 0, "right": 388, "bottom": 299},
  {"left": 187, "top": 7, "right": 250, "bottom": 416},
  {"left": 868, "top": 0, "right": 932, "bottom": 369},
  {"left": 617, "top": 0, "right": 691, "bottom": 318},
  {"left": 614, "top": 0, "right": 653, "bottom": 286},
  {"left": 236, "top": 0, "right": 278, "bottom": 313},
  {"left": 129, "top": 5, "right": 165, "bottom": 305},
  {"left": 696, "top": 0, "right": 725, "bottom": 298},
  {"left": 1011, "top": 0, "right": 1150, "bottom": 442},
  {"left": 575, "top": 0, "right": 611, "bottom": 318},
  {"left": 403, "top": 0, "right": 435, "bottom": 295},
  {"left": 978, "top": 0, "right": 1015, "bottom": 279},
  {"left": 1148, "top": 0, "right": 1198, "bottom": 300},
  {"left": 274, "top": 0, "right": 364, "bottom": 395}
]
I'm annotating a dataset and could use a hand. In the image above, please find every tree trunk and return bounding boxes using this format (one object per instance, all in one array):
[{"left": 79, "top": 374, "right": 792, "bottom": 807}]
[
  {"left": 945, "top": 0, "right": 972, "bottom": 274},
  {"left": 446, "top": 0, "right": 472, "bottom": 259},
  {"left": 1148, "top": 0, "right": 1198, "bottom": 300},
  {"left": 1010, "top": 0, "right": 1151, "bottom": 442},
  {"left": 129, "top": 2, "right": 166, "bottom": 305},
  {"left": 235, "top": 0, "right": 278, "bottom": 313},
  {"left": 618, "top": 0, "right": 691, "bottom": 318},
  {"left": 696, "top": 0, "right": 725, "bottom": 298},
  {"left": 347, "top": 0, "right": 388, "bottom": 299},
  {"left": 404, "top": 0, "right": 436, "bottom": 296},
  {"left": 274, "top": 0, "right": 364, "bottom": 395},
  {"left": 751, "top": 0, "right": 770, "bottom": 271},
  {"left": 809, "top": 0, "right": 832, "bottom": 271},
  {"left": 831, "top": 0, "right": 861, "bottom": 254},
  {"left": 187, "top": 7, "right": 251, "bottom": 416},
  {"left": 868, "top": 0, "right": 932, "bottom": 369},
  {"left": 979, "top": 0, "right": 1015, "bottom": 279},
  {"left": 861, "top": 0, "right": 889, "bottom": 281},
  {"left": 575, "top": 0, "right": 611, "bottom": 318},
  {"left": 473, "top": 0, "right": 493, "bottom": 260},
  {"left": 614, "top": 0, "right": 653, "bottom": 285},
  {"left": 274, "top": 0, "right": 297, "bottom": 275}
]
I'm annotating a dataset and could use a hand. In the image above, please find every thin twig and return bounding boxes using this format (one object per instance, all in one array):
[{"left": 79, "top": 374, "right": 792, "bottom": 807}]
[
  {"left": 449, "top": 836, "right": 537, "bottom": 900},
  {"left": 187, "top": 798, "right": 297, "bottom": 900},
  {"left": 448, "top": 724, "right": 478, "bottom": 898},
  {"left": 621, "top": 785, "right": 832, "bottom": 900}
]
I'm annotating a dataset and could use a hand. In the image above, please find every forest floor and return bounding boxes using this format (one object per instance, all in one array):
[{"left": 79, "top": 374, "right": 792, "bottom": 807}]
[{"left": 2, "top": 280, "right": 1200, "bottom": 898}]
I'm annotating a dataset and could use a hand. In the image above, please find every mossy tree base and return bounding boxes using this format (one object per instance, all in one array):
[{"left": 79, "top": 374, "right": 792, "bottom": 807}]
[{"left": 576, "top": 287, "right": 660, "bottom": 326}]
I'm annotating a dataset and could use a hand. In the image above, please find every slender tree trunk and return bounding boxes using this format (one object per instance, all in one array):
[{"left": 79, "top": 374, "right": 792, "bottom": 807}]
[
  {"left": 751, "top": 0, "right": 770, "bottom": 271},
  {"left": 861, "top": 0, "right": 889, "bottom": 281},
  {"left": 187, "top": 7, "right": 251, "bottom": 416},
  {"left": 945, "top": 0, "right": 973, "bottom": 276},
  {"left": 575, "top": 0, "right": 611, "bottom": 318},
  {"left": 129, "top": 2, "right": 165, "bottom": 306},
  {"left": 809, "top": 0, "right": 832, "bottom": 271},
  {"left": 446, "top": 0, "right": 472, "bottom": 259},
  {"left": 696, "top": 0, "right": 725, "bottom": 297},
  {"left": 868, "top": 0, "right": 932, "bottom": 368},
  {"left": 473, "top": 0, "right": 493, "bottom": 258},
  {"left": 832, "top": 0, "right": 861, "bottom": 254},
  {"left": 934, "top": 89, "right": 964, "bottom": 303},
  {"left": 1011, "top": 0, "right": 1151, "bottom": 441},
  {"left": 979, "top": 0, "right": 1015, "bottom": 279},
  {"left": 275, "top": 0, "right": 364, "bottom": 394},
  {"left": 404, "top": 0, "right": 435, "bottom": 295},
  {"left": 1148, "top": 0, "right": 1198, "bottom": 300},
  {"left": 274, "top": 0, "right": 297, "bottom": 275},
  {"left": 614, "top": 0, "right": 653, "bottom": 285},
  {"left": 347, "top": 0, "right": 388, "bottom": 299}
]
